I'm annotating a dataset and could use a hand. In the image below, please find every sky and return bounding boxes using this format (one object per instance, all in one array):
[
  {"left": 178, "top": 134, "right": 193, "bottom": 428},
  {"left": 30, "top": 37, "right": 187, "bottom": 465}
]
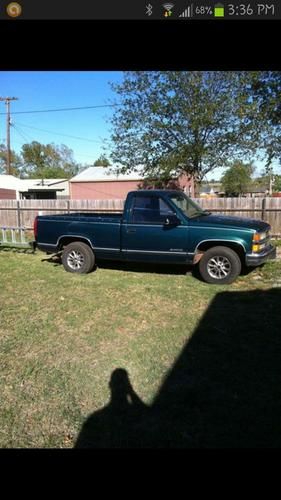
[
  {"left": 0, "top": 71, "right": 279, "bottom": 180},
  {"left": 0, "top": 71, "right": 122, "bottom": 167}
]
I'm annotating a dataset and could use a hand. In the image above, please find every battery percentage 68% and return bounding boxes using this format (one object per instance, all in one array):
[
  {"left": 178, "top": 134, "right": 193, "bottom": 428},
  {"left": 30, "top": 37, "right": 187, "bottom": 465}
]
[{"left": 194, "top": 6, "right": 213, "bottom": 15}]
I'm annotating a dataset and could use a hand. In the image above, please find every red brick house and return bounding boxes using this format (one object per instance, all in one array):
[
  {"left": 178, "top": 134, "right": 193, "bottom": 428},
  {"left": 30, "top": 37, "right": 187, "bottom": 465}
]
[
  {"left": 0, "top": 188, "right": 17, "bottom": 199},
  {"left": 70, "top": 166, "right": 195, "bottom": 200}
]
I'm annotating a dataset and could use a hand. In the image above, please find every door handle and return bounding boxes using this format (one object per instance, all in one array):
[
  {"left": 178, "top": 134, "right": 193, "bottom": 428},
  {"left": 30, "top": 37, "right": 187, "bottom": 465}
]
[{"left": 127, "top": 229, "right": 136, "bottom": 233}]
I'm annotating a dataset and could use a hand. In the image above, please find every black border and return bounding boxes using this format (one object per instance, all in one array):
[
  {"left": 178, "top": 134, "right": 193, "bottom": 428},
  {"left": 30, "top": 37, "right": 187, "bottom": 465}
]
[{"left": 0, "top": 20, "right": 280, "bottom": 70}]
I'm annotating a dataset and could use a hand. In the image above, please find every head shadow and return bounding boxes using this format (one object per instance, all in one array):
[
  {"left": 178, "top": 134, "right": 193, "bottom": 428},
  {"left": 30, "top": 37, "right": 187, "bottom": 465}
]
[{"left": 75, "top": 368, "right": 150, "bottom": 448}]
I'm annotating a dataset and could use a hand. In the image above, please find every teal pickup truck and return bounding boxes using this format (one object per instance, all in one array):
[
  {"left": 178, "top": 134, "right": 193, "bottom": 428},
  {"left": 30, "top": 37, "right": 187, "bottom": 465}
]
[{"left": 34, "top": 190, "right": 276, "bottom": 284}]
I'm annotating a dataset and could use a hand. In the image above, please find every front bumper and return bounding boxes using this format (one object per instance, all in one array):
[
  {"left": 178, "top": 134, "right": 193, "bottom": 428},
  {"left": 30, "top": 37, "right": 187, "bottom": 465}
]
[{"left": 245, "top": 244, "right": 277, "bottom": 267}]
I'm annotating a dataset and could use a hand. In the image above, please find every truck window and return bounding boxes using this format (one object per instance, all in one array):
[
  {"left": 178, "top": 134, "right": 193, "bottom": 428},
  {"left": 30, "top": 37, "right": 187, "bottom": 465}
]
[
  {"left": 130, "top": 195, "right": 174, "bottom": 224},
  {"left": 168, "top": 192, "right": 204, "bottom": 218}
]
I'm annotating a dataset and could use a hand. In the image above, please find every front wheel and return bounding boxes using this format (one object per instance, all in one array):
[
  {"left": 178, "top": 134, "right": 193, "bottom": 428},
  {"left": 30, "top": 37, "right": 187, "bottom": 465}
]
[
  {"left": 62, "top": 242, "right": 95, "bottom": 274},
  {"left": 198, "top": 246, "right": 241, "bottom": 284}
]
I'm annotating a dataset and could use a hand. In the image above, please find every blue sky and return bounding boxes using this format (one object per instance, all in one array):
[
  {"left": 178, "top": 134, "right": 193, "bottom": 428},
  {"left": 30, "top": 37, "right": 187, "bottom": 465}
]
[
  {"left": 0, "top": 71, "right": 279, "bottom": 180},
  {"left": 0, "top": 71, "right": 122, "bottom": 166}
]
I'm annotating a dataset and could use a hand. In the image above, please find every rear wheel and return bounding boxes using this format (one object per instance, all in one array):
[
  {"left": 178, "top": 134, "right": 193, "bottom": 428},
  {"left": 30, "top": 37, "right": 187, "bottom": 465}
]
[
  {"left": 62, "top": 242, "right": 95, "bottom": 274},
  {"left": 198, "top": 246, "right": 241, "bottom": 284}
]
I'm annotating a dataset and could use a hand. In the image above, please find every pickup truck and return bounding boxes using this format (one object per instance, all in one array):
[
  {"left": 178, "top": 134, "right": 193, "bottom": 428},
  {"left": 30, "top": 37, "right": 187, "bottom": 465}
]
[{"left": 34, "top": 190, "right": 276, "bottom": 284}]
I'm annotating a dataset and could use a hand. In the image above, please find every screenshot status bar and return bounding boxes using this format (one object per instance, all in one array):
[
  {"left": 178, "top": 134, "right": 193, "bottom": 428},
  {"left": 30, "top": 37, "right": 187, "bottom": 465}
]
[{"left": 0, "top": 1, "right": 280, "bottom": 20}]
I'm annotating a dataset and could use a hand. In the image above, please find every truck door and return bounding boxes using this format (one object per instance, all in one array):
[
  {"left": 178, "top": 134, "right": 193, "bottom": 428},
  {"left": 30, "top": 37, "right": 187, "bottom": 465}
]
[{"left": 121, "top": 193, "right": 190, "bottom": 264}]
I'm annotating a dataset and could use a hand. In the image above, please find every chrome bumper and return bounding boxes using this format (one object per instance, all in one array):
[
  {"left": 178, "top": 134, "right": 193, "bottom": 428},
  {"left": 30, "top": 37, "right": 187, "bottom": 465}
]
[{"left": 245, "top": 245, "right": 277, "bottom": 267}]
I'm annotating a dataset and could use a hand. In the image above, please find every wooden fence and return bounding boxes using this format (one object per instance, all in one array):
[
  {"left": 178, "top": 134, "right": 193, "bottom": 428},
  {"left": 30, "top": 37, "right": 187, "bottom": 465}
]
[{"left": 0, "top": 197, "right": 281, "bottom": 236}]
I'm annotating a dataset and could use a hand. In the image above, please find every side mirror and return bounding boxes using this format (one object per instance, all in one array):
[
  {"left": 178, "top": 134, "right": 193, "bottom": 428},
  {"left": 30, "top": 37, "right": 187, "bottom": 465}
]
[{"left": 164, "top": 214, "right": 180, "bottom": 227}]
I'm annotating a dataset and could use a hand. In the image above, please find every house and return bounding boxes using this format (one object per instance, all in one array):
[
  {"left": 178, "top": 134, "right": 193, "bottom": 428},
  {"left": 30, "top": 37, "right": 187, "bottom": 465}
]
[
  {"left": 19, "top": 178, "right": 69, "bottom": 199},
  {"left": 199, "top": 183, "right": 225, "bottom": 198},
  {"left": 0, "top": 175, "right": 23, "bottom": 199},
  {"left": 0, "top": 187, "right": 17, "bottom": 199},
  {"left": 242, "top": 186, "right": 268, "bottom": 198},
  {"left": 69, "top": 166, "right": 195, "bottom": 200},
  {"left": 0, "top": 175, "right": 69, "bottom": 199}
]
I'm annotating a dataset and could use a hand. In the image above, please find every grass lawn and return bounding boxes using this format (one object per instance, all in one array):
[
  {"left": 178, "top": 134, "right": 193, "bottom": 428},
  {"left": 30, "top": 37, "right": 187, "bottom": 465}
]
[{"left": 0, "top": 246, "right": 281, "bottom": 448}]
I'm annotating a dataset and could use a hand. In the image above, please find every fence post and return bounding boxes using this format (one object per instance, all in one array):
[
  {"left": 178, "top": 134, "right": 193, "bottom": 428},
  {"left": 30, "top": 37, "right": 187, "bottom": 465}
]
[
  {"left": 67, "top": 200, "right": 70, "bottom": 214},
  {"left": 261, "top": 197, "right": 266, "bottom": 221},
  {"left": 17, "top": 200, "right": 21, "bottom": 228}
]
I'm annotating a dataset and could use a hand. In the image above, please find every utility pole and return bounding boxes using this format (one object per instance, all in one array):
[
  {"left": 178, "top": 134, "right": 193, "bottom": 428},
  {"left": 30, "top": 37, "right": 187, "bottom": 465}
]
[
  {"left": 269, "top": 173, "right": 275, "bottom": 196},
  {"left": 0, "top": 96, "right": 18, "bottom": 174}
]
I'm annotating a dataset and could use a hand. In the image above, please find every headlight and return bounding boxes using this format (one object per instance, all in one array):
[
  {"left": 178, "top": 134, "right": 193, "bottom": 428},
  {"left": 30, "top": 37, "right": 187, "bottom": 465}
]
[
  {"left": 252, "top": 243, "right": 266, "bottom": 253},
  {"left": 253, "top": 231, "right": 267, "bottom": 242},
  {"left": 252, "top": 231, "right": 269, "bottom": 252}
]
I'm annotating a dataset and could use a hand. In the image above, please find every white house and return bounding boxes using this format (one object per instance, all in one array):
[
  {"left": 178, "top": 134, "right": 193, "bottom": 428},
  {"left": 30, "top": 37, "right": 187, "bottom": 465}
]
[{"left": 0, "top": 175, "right": 69, "bottom": 199}]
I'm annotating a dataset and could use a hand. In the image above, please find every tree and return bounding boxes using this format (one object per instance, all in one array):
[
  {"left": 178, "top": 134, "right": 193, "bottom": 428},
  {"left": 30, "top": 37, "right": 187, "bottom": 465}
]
[
  {"left": 93, "top": 154, "right": 111, "bottom": 167},
  {"left": 0, "top": 143, "right": 22, "bottom": 176},
  {"left": 249, "top": 71, "right": 281, "bottom": 166},
  {"left": 21, "top": 141, "right": 80, "bottom": 179},
  {"left": 109, "top": 71, "right": 259, "bottom": 183},
  {"left": 221, "top": 161, "right": 254, "bottom": 196},
  {"left": 256, "top": 172, "right": 281, "bottom": 193},
  {"left": 273, "top": 175, "right": 281, "bottom": 192}
]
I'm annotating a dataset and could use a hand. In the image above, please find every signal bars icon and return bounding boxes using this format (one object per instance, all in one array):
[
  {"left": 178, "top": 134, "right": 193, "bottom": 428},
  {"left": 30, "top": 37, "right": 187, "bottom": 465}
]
[{"left": 179, "top": 4, "right": 193, "bottom": 17}]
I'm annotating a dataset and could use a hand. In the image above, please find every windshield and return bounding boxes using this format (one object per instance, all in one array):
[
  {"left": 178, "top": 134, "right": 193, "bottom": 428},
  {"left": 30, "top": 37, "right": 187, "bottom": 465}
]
[{"left": 168, "top": 192, "right": 205, "bottom": 219}]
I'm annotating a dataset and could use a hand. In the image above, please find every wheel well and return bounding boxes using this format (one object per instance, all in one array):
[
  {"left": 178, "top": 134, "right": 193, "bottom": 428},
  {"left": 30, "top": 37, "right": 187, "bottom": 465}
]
[
  {"left": 196, "top": 241, "right": 245, "bottom": 264},
  {"left": 58, "top": 236, "right": 93, "bottom": 251}
]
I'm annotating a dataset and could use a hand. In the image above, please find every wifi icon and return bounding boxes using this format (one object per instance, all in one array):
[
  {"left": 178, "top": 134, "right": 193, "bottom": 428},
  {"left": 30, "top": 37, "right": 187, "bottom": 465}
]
[
  {"left": 163, "top": 3, "right": 174, "bottom": 11},
  {"left": 163, "top": 3, "right": 174, "bottom": 16}
]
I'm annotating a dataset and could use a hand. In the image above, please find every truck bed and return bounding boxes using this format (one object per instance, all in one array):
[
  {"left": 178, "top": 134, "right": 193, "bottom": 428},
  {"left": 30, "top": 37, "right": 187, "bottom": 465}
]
[{"left": 36, "top": 212, "right": 124, "bottom": 255}]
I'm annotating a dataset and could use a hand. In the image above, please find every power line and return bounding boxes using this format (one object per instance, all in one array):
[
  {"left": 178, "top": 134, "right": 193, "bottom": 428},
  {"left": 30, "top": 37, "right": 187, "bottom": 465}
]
[
  {"left": 16, "top": 120, "right": 146, "bottom": 144},
  {"left": 11, "top": 124, "right": 101, "bottom": 163},
  {"left": 8, "top": 133, "right": 98, "bottom": 163},
  {"left": 72, "top": 152, "right": 99, "bottom": 160},
  {"left": 0, "top": 104, "right": 116, "bottom": 115},
  {"left": 15, "top": 121, "right": 106, "bottom": 144},
  {"left": 11, "top": 123, "right": 34, "bottom": 143}
]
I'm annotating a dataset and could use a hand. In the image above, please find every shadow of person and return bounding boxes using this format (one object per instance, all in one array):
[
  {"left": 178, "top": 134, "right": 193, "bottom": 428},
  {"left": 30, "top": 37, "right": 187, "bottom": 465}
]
[{"left": 75, "top": 368, "right": 149, "bottom": 448}]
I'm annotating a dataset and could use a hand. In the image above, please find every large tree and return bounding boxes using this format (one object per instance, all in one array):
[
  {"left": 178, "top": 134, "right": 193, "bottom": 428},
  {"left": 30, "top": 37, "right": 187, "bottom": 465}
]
[
  {"left": 21, "top": 141, "right": 80, "bottom": 179},
  {"left": 249, "top": 71, "right": 281, "bottom": 166},
  {"left": 109, "top": 71, "right": 260, "bottom": 183}
]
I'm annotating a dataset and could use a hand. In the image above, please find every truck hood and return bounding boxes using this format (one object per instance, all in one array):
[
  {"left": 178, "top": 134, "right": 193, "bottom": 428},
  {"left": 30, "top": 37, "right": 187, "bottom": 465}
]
[{"left": 190, "top": 213, "right": 270, "bottom": 232}]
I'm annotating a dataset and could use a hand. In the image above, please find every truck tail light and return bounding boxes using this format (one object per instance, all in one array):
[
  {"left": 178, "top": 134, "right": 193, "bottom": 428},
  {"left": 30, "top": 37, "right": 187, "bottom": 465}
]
[{"left": 33, "top": 216, "right": 38, "bottom": 239}]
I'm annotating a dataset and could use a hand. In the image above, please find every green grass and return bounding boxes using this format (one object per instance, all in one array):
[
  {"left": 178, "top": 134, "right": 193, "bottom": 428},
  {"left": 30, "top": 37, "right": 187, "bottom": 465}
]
[
  {"left": 273, "top": 239, "right": 281, "bottom": 247},
  {"left": 0, "top": 248, "right": 281, "bottom": 448}
]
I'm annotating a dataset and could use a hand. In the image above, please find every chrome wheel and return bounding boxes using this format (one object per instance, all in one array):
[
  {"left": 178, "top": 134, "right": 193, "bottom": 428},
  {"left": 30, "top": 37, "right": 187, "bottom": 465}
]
[
  {"left": 67, "top": 250, "right": 85, "bottom": 270},
  {"left": 207, "top": 255, "right": 232, "bottom": 280}
]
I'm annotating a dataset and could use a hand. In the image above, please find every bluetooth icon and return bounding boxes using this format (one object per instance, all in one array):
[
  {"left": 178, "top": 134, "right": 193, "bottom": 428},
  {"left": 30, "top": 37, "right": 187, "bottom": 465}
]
[{"left": 146, "top": 4, "right": 153, "bottom": 16}]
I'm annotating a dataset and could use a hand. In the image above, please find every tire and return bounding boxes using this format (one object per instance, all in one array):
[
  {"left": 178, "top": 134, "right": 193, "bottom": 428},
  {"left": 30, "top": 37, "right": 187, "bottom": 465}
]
[
  {"left": 198, "top": 246, "right": 241, "bottom": 285},
  {"left": 61, "top": 241, "right": 95, "bottom": 274}
]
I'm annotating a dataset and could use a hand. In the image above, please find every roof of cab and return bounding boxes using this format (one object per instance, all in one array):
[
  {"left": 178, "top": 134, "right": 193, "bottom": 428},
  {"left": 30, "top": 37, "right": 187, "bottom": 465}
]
[{"left": 128, "top": 190, "right": 183, "bottom": 196}]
